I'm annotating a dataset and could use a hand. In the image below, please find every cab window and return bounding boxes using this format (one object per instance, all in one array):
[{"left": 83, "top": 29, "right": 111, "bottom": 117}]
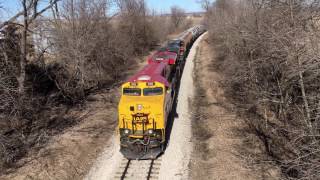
[
  {"left": 123, "top": 88, "right": 141, "bottom": 96},
  {"left": 143, "top": 87, "right": 163, "bottom": 96}
]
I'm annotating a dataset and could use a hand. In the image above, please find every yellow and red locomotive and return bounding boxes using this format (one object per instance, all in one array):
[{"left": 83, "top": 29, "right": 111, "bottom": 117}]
[
  {"left": 118, "top": 25, "right": 206, "bottom": 160},
  {"left": 118, "top": 62, "right": 176, "bottom": 159}
]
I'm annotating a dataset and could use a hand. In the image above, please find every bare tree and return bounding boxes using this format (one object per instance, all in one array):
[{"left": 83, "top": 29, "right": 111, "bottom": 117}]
[
  {"left": 0, "top": 0, "right": 60, "bottom": 98},
  {"left": 0, "top": 0, "right": 61, "bottom": 170},
  {"left": 196, "top": 0, "right": 212, "bottom": 11},
  {"left": 18, "top": 0, "right": 28, "bottom": 97},
  {"left": 170, "top": 6, "right": 186, "bottom": 29},
  {"left": 49, "top": 0, "right": 138, "bottom": 100},
  {"left": 0, "top": 0, "right": 171, "bottom": 172},
  {"left": 116, "top": 0, "right": 160, "bottom": 54},
  {"left": 205, "top": 0, "right": 320, "bottom": 178}
]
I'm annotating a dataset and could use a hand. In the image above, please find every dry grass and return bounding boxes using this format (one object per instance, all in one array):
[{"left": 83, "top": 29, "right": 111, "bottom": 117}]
[
  {"left": 190, "top": 34, "right": 280, "bottom": 180},
  {"left": 205, "top": 1, "right": 320, "bottom": 178},
  {"left": 1, "top": 89, "right": 119, "bottom": 180}
]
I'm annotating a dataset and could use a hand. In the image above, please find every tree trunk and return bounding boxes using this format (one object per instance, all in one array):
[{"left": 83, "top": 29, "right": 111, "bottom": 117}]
[
  {"left": 298, "top": 57, "right": 313, "bottom": 133},
  {"left": 18, "top": 0, "right": 28, "bottom": 97}
]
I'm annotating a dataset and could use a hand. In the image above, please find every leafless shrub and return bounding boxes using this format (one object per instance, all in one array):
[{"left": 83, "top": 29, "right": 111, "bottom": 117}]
[
  {"left": 196, "top": 0, "right": 212, "bottom": 12},
  {"left": 49, "top": 0, "right": 164, "bottom": 102},
  {"left": 206, "top": 0, "right": 320, "bottom": 179},
  {"left": 49, "top": 0, "right": 133, "bottom": 102},
  {"left": 148, "top": 12, "right": 171, "bottom": 44},
  {"left": 0, "top": 24, "right": 52, "bottom": 170},
  {"left": 0, "top": 0, "right": 104, "bottom": 172},
  {"left": 170, "top": 6, "right": 186, "bottom": 31},
  {"left": 0, "top": 0, "right": 172, "bottom": 174},
  {"left": 116, "top": 0, "right": 160, "bottom": 54}
]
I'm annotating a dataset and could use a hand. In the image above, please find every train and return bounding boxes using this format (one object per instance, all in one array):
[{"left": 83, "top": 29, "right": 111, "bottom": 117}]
[{"left": 118, "top": 25, "right": 206, "bottom": 160}]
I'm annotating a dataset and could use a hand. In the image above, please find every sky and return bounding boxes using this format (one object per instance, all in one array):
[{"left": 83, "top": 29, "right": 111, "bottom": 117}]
[
  {"left": 0, "top": 0, "right": 205, "bottom": 19},
  {"left": 146, "top": 0, "right": 203, "bottom": 13},
  {"left": 1, "top": 0, "right": 20, "bottom": 19}
]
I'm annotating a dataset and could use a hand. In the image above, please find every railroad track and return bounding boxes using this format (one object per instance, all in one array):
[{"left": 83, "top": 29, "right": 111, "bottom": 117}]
[{"left": 114, "top": 157, "right": 162, "bottom": 180}]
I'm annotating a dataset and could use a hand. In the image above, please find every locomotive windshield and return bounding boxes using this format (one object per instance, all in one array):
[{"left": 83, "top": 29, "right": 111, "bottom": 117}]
[
  {"left": 143, "top": 87, "right": 163, "bottom": 96},
  {"left": 168, "top": 40, "right": 181, "bottom": 46},
  {"left": 123, "top": 88, "right": 141, "bottom": 96}
]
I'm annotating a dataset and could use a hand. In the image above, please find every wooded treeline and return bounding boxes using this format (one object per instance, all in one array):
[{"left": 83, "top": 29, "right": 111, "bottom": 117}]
[
  {"left": 205, "top": 0, "right": 320, "bottom": 179},
  {"left": 0, "top": 0, "right": 189, "bottom": 172}
]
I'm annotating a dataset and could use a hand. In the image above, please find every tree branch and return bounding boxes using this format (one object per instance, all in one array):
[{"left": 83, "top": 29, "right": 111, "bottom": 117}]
[{"left": 0, "top": 0, "right": 61, "bottom": 30}]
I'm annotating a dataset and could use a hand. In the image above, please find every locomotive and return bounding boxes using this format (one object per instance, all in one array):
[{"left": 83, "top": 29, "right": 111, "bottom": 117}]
[{"left": 118, "top": 25, "right": 206, "bottom": 160}]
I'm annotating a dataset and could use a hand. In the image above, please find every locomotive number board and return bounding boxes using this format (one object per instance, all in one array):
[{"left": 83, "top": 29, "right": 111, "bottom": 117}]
[{"left": 132, "top": 113, "right": 149, "bottom": 123}]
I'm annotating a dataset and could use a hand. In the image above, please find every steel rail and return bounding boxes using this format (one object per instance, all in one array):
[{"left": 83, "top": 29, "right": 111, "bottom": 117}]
[
  {"left": 120, "top": 160, "right": 131, "bottom": 180},
  {"left": 147, "top": 159, "right": 155, "bottom": 180}
]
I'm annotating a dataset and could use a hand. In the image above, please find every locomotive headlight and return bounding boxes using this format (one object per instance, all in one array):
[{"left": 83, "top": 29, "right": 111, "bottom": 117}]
[
  {"left": 124, "top": 129, "right": 130, "bottom": 135},
  {"left": 137, "top": 104, "right": 143, "bottom": 111},
  {"left": 148, "top": 129, "right": 154, "bottom": 135}
]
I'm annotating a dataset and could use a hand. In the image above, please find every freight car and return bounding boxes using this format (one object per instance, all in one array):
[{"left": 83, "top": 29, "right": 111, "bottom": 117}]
[
  {"left": 147, "top": 50, "right": 182, "bottom": 77},
  {"left": 147, "top": 51, "right": 178, "bottom": 65}
]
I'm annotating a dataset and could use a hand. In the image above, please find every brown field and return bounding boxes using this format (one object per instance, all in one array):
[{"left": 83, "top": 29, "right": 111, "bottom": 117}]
[{"left": 190, "top": 34, "right": 280, "bottom": 180}]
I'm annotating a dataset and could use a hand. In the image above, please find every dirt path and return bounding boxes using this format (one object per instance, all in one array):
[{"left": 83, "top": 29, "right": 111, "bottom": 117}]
[{"left": 189, "top": 35, "right": 280, "bottom": 180}]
